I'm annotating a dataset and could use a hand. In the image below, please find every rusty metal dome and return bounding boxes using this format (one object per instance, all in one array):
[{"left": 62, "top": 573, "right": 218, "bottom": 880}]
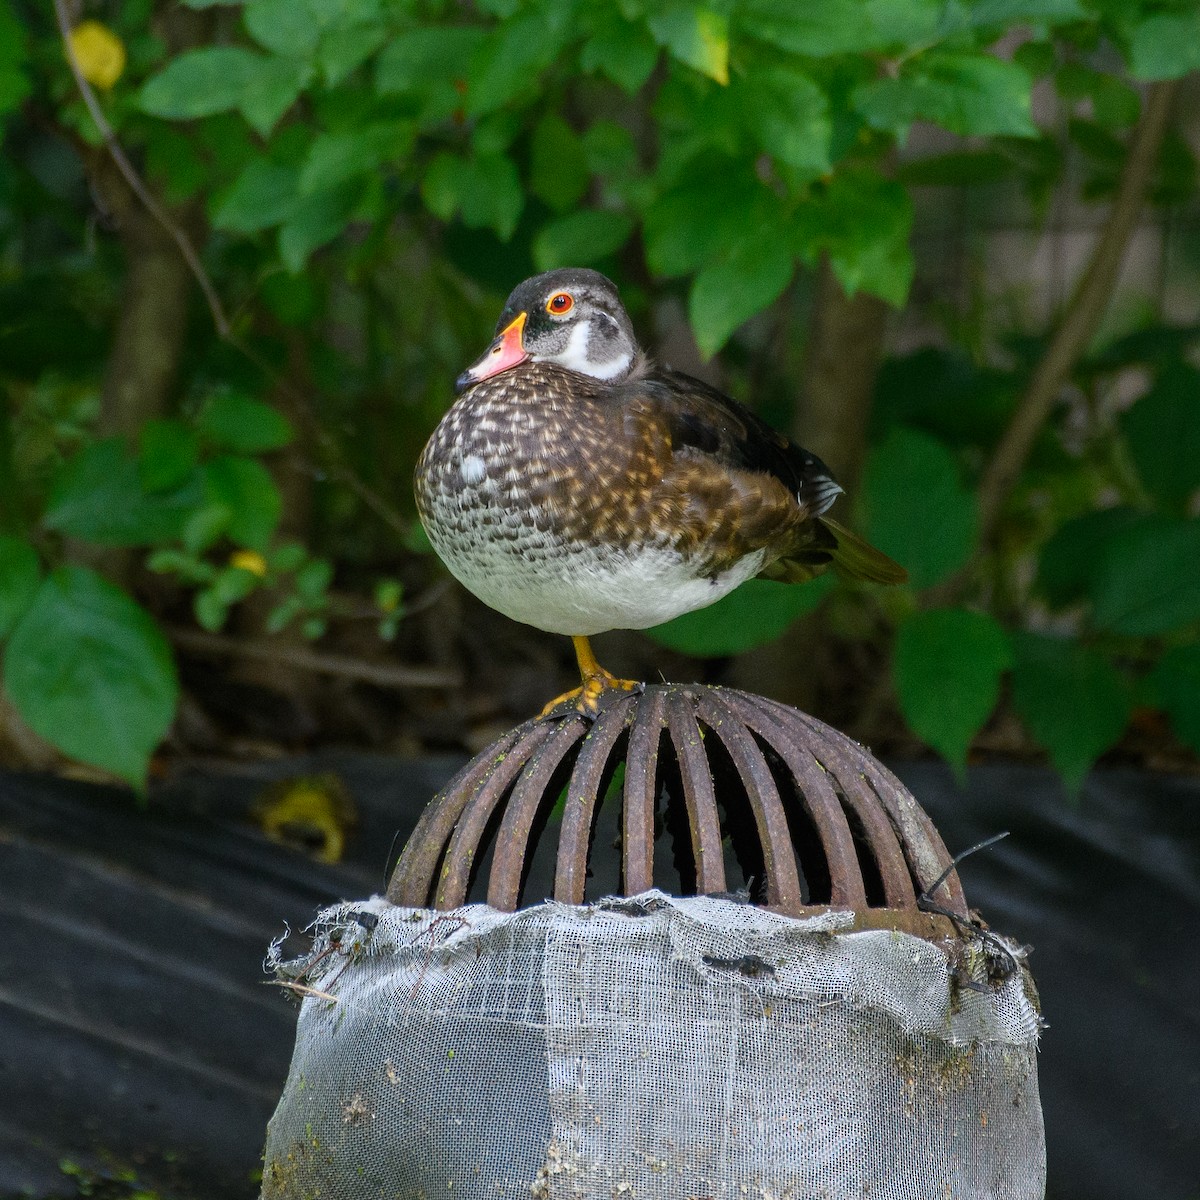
[{"left": 388, "top": 683, "right": 969, "bottom": 935}]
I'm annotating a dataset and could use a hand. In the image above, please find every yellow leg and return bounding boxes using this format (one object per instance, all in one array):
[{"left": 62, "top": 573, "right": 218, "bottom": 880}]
[{"left": 539, "top": 636, "right": 641, "bottom": 717}]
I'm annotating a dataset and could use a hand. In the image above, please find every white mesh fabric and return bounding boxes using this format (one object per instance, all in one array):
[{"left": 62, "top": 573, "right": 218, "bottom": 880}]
[{"left": 261, "top": 892, "right": 1045, "bottom": 1200}]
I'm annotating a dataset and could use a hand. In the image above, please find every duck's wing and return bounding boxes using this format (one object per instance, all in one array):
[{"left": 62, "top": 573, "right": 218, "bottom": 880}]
[
  {"left": 627, "top": 367, "right": 844, "bottom": 516},
  {"left": 616, "top": 366, "right": 907, "bottom": 585}
]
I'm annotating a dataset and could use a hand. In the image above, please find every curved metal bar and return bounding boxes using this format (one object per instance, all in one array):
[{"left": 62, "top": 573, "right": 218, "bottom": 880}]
[
  {"left": 487, "top": 719, "right": 590, "bottom": 911},
  {"left": 725, "top": 692, "right": 867, "bottom": 910},
  {"left": 695, "top": 691, "right": 803, "bottom": 913},
  {"left": 664, "top": 690, "right": 726, "bottom": 895},
  {"left": 855, "top": 754, "right": 969, "bottom": 918},
  {"left": 387, "top": 722, "right": 528, "bottom": 906},
  {"left": 435, "top": 720, "right": 557, "bottom": 910},
  {"left": 783, "top": 705, "right": 919, "bottom": 910},
  {"left": 554, "top": 703, "right": 631, "bottom": 904},
  {"left": 622, "top": 688, "right": 667, "bottom": 895}
]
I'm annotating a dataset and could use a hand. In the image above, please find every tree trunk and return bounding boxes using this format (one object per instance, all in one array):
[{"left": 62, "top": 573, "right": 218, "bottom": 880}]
[
  {"left": 731, "top": 260, "right": 891, "bottom": 711},
  {"left": 98, "top": 189, "right": 198, "bottom": 437},
  {"left": 791, "top": 256, "right": 890, "bottom": 495}
]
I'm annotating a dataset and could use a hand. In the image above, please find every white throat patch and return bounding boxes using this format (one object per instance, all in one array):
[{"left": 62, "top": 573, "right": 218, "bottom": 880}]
[{"left": 548, "top": 320, "right": 632, "bottom": 381}]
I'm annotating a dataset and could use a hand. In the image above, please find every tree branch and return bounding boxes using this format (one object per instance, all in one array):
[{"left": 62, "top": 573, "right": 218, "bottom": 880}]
[
  {"left": 795, "top": 254, "right": 891, "bottom": 496},
  {"left": 53, "top": 0, "right": 231, "bottom": 337},
  {"left": 169, "top": 627, "right": 462, "bottom": 690},
  {"left": 53, "top": 0, "right": 416, "bottom": 540},
  {"left": 975, "top": 80, "right": 1178, "bottom": 543}
]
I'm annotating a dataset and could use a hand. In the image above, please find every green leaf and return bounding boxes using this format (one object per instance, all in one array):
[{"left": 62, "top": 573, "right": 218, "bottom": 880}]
[
  {"left": 295, "top": 556, "right": 333, "bottom": 598},
  {"left": 1088, "top": 515, "right": 1200, "bottom": 636},
  {"left": 318, "top": 22, "right": 389, "bottom": 86},
  {"left": 469, "top": 153, "right": 524, "bottom": 241},
  {"left": 793, "top": 171, "right": 914, "bottom": 305},
  {"left": 580, "top": 12, "right": 659, "bottom": 93},
  {"left": 183, "top": 503, "right": 233, "bottom": 554},
  {"left": 0, "top": 0, "right": 30, "bottom": 120},
  {"left": 238, "top": 55, "right": 313, "bottom": 137},
  {"left": 871, "top": 348, "right": 1015, "bottom": 447},
  {"left": 278, "top": 181, "right": 361, "bottom": 271},
  {"left": 1011, "top": 632, "right": 1130, "bottom": 792},
  {"left": 1035, "top": 507, "right": 1143, "bottom": 608},
  {"left": 138, "top": 419, "right": 199, "bottom": 493},
  {"left": 1129, "top": 11, "right": 1200, "bottom": 81},
  {"left": 139, "top": 46, "right": 311, "bottom": 136},
  {"left": 202, "top": 456, "right": 283, "bottom": 550},
  {"left": 1120, "top": 364, "right": 1200, "bottom": 511},
  {"left": 244, "top": 0, "right": 320, "bottom": 57},
  {"left": 582, "top": 121, "right": 638, "bottom": 177},
  {"left": 211, "top": 564, "right": 260, "bottom": 604},
  {"left": 375, "top": 26, "right": 485, "bottom": 121},
  {"left": 0, "top": 536, "right": 40, "bottom": 639},
  {"left": 44, "top": 439, "right": 203, "bottom": 547},
  {"left": 2, "top": 567, "right": 177, "bottom": 788},
  {"left": 420, "top": 152, "right": 464, "bottom": 222},
  {"left": 139, "top": 47, "right": 261, "bottom": 120},
  {"left": 466, "top": 7, "right": 577, "bottom": 116},
  {"left": 198, "top": 394, "right": 293, "bottom": 453},
  {"left": 299, "top": 123, "right": 413, "bottom": 195},
  {"left": 861, "top": 426, "right": 976, "bottom": 589},
  {"left": 893, "top": 608, "right": 1011, "bottom": 772},
  {"left": 646, "top": 576, "right": 834, "bottom": 657},
  {"left": 529, "top": 114, "right": 590, "bottom": 213},
  {"left": 739, "top": 68, "right": 830, "bottom": 178},
  {"left": 211, "top": 160, "right": 300, "bottom": 234},
  {"left": 644, "top": 169, "right": 778, "bottom": 278},
  {"left": 854, "top": 51, "right": 1037, "bottom": 140},
  {"left": 1056, "top": 63, "right": 1140, "bottom": 131},
  {"left": 533, "top": 210, "right": 633, "bottom": 272},
  {"left": 738, "top": 0, "right": 948, "bottom": 56},
  {"left": 1148, "top": 644, "right": 1200, "bottom": 755},
  {"left": 421, "top": 152, "right": 524, "bottom": 240},
  {"left": 966, "top": 0, "right": 1084, "bottom": 26},
  {"left": 689, "top": 233, "right": 794, "bottom": 357},
  {"left": 194, "top": 587, "right": 229, "bottom": 632},
  {"left": 648, "top": 6, "right": 729, "bottom": 85}
]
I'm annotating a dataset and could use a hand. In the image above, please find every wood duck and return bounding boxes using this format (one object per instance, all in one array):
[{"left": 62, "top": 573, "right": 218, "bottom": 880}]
[{"left": 414, "top": 268, "right": 906, "bottom": 714}]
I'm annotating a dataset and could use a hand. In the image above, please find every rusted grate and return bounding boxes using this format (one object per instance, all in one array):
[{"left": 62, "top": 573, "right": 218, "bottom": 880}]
[{"left": 388, "top": 684, "right": 969, "bottom": 934}]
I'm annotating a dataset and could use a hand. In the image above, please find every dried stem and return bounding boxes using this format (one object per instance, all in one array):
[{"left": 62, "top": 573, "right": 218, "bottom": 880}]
[
  {"left": 53, "top": 0, "right": 230, "bottom": 336},
  {"left": 975, "top": 80, "right": 1178, "bottom": 544},
  {"left": 169, "top": 627, "right": 462, "bottom": 690}
]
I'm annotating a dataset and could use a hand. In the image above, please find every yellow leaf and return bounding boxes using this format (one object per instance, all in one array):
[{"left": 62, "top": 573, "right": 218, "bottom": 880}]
[
  {"left": 695, "top": 9, "right": 729, "bottom": 86},
  {"left": 229, "top": 549, "right": 269, "bottom": 577},
  {"left": 254, "top": 773, "right": 357, "bottom": 863},
  {"left": 69, "top": 21, "right": 126, "bottom": 90}
]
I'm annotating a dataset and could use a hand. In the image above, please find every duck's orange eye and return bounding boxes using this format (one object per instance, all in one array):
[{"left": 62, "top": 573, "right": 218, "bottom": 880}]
[{"left": 546, "top": 292, "right": 574, "bottom": 315}]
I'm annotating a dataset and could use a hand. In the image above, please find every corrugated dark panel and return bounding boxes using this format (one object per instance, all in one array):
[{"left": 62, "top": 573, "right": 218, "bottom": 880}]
[{"left": 0, "top": 757, "right": 1196, "bottom": 1200}]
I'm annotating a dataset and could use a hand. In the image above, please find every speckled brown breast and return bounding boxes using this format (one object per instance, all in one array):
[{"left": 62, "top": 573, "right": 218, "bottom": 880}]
[{"left": 418, "top": 363, "right": 806, "bottom": 556}]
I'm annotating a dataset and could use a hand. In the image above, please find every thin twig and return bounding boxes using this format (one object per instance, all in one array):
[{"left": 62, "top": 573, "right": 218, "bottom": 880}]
[
  {"left": 924, "top": 80, "right": 1179, "bottom": 609},
  {"left": 169, "top": 626, "right": 462, "bottom": 689},
  {"left": 53, "top": 0, "right": 418, "bottom": 540},
  {"left": 919, "top": 831, "right": 1009, "bottom": 904},
  {"left": 975, "top": 80, "right": 1178, "bottom": 544},
  {"left": 53, "top": 0, "right": 231, "bottom": 336},
  {"left": 267, "top": 980, "right": 340, "bottom": 1003}
]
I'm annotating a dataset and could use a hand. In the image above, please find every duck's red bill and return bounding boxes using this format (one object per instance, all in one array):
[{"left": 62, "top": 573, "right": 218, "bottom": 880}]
[{"left": 457, "top": 312, "right": 528, "bottom": 389}]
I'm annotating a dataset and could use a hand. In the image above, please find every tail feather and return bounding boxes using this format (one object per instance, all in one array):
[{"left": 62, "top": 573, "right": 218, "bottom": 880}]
[
  {"left": 822, "top": 517, "right": 908, "bottom": 584},
  {"left": 760, "top": 518, "right": 907, "bottom": 585}
]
